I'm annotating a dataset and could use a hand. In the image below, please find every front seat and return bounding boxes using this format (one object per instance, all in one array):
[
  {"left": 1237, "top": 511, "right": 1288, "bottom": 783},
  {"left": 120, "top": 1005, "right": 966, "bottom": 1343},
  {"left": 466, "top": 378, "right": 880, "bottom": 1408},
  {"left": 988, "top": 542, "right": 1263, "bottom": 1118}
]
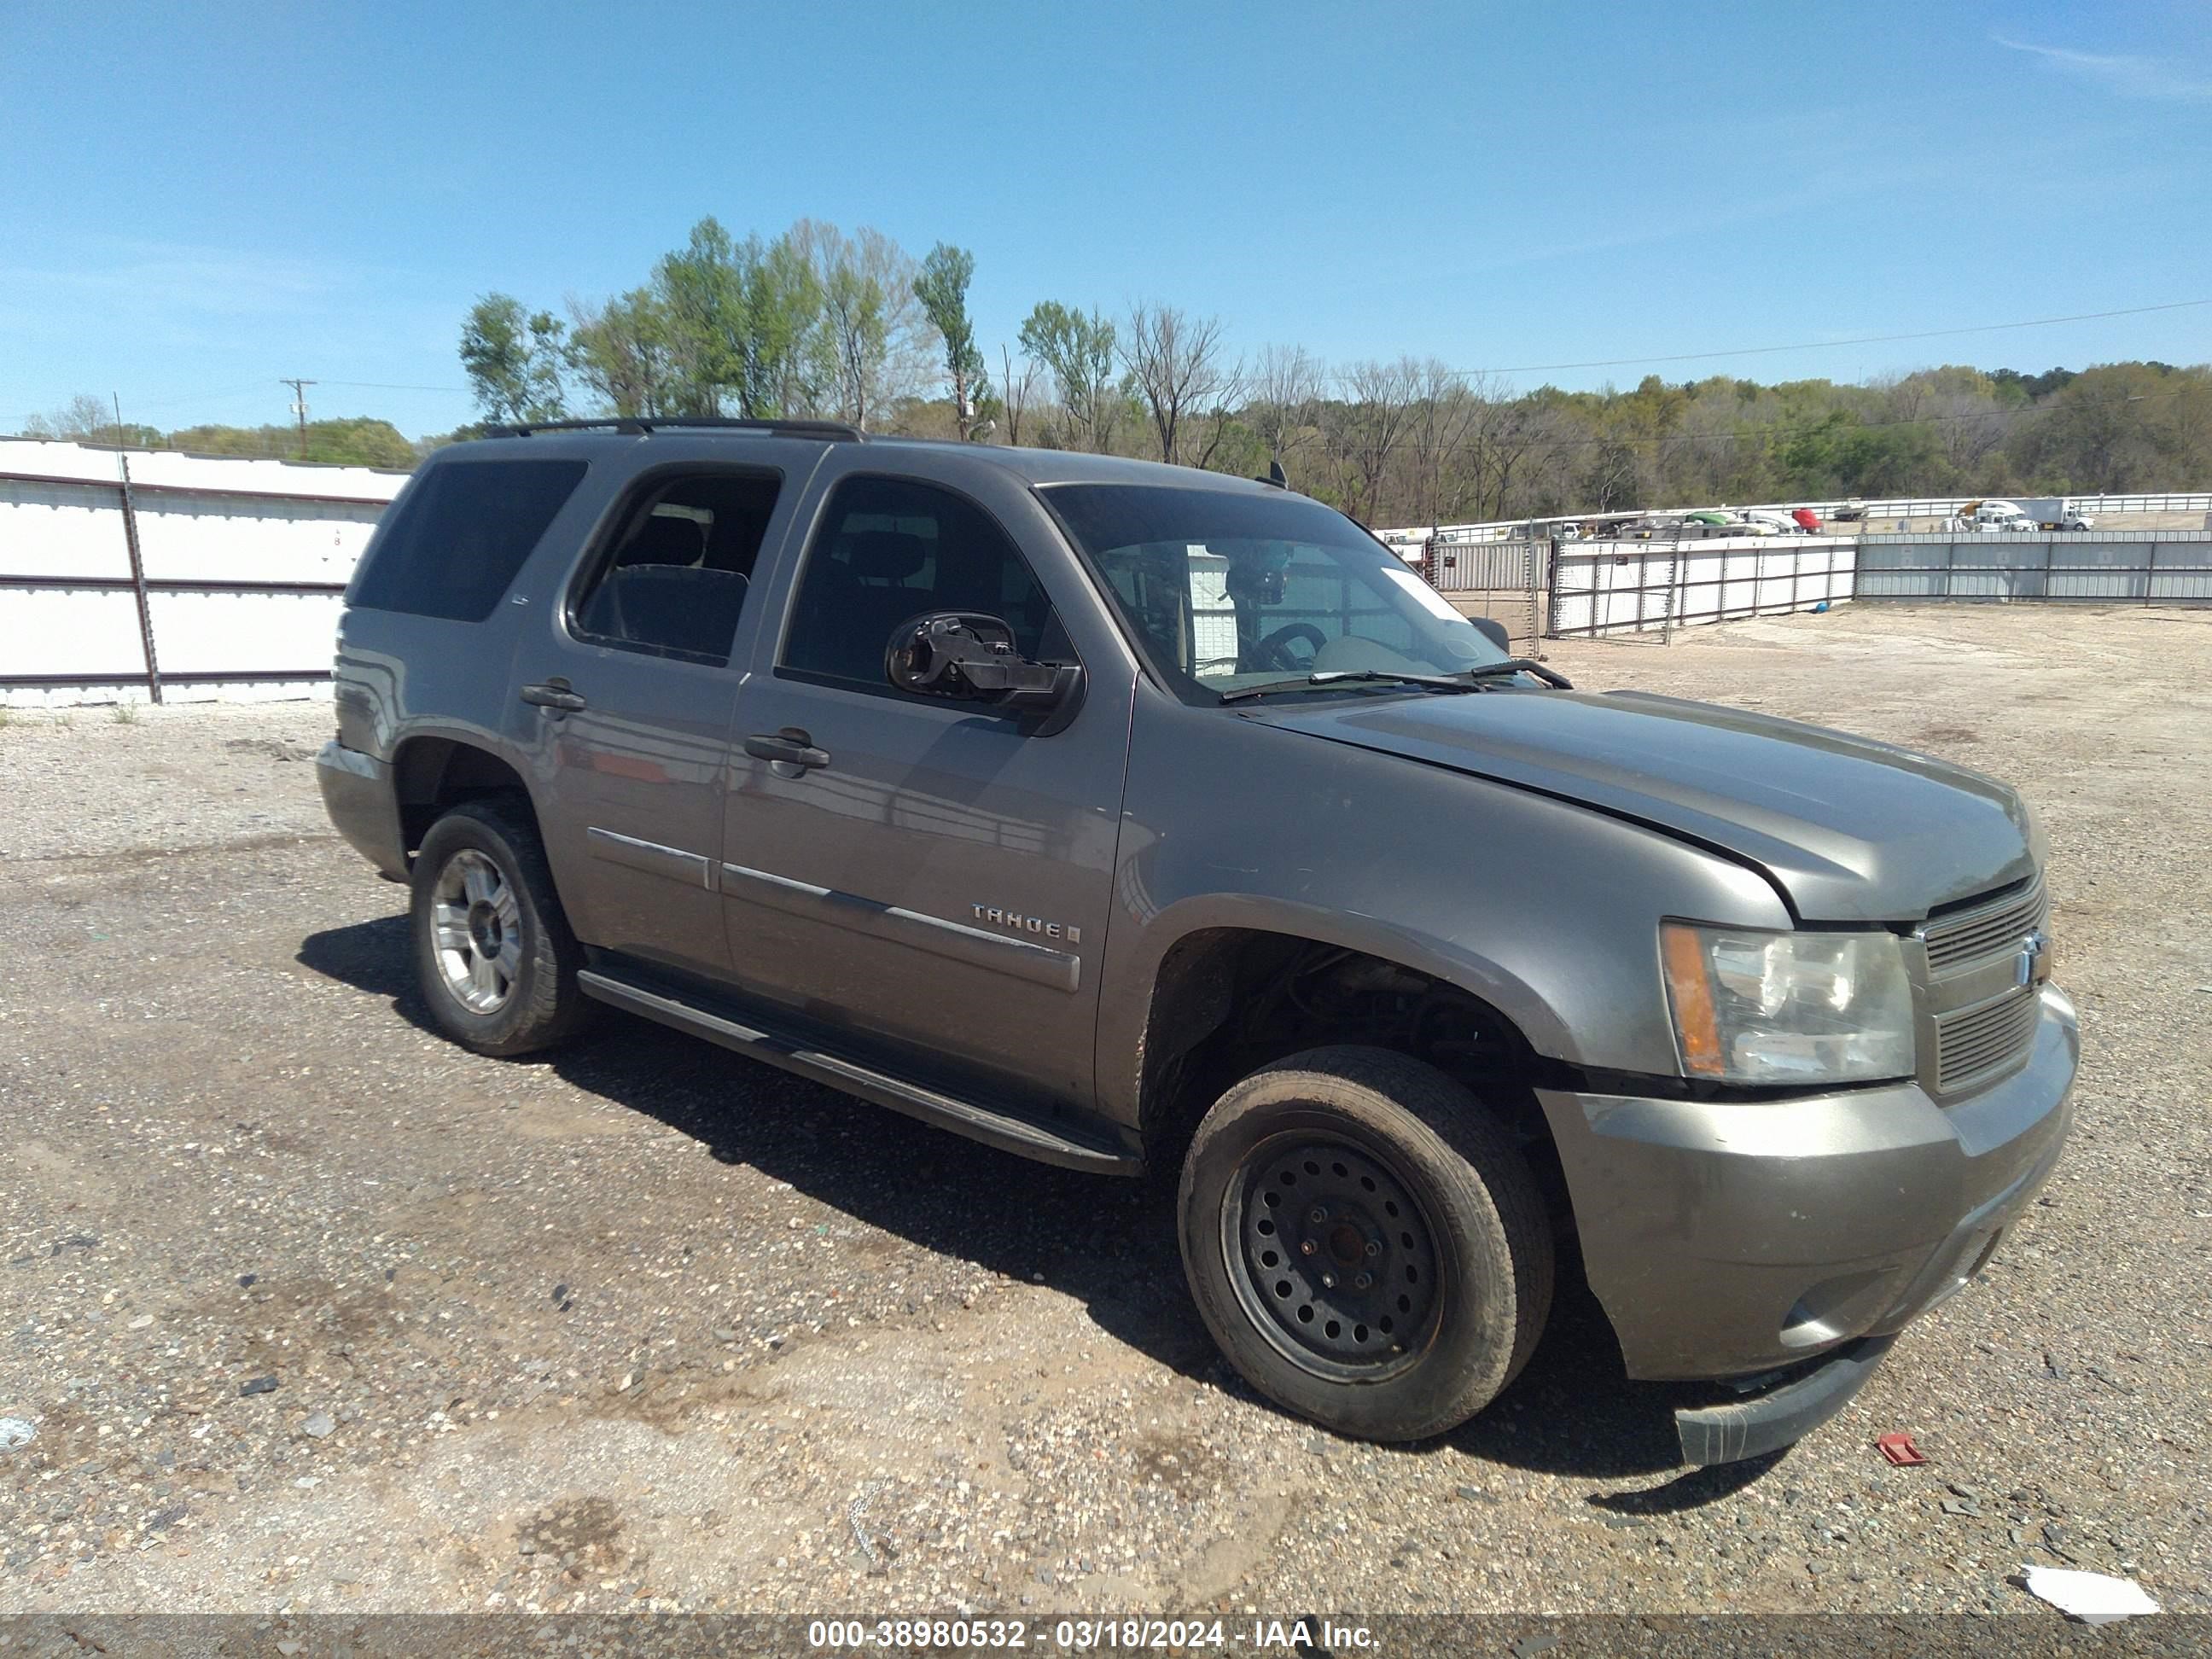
[{"left": 813, "top": 530, "right": 931, "bottom": 682}]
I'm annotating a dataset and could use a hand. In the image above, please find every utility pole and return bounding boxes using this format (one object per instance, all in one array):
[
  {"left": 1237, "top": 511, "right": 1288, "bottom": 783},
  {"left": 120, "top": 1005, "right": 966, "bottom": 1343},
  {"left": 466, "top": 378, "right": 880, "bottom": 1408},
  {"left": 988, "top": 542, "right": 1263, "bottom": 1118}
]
[
  {"left": 112, "top": 393, "right": 163, "bottom": 704},
  {"left": 279, "top": 378, "right": 316, "bottom": 458}
]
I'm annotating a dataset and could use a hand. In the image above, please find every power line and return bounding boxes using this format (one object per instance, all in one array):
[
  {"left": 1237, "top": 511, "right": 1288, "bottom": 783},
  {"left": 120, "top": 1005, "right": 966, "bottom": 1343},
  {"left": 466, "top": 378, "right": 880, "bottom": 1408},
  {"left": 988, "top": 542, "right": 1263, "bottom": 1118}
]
[
  {"left": 128, "top": 382, "right": 282, "bottom": 412},
  {"left": 318, "top": 379, "right": 470, "bottom": 393}
]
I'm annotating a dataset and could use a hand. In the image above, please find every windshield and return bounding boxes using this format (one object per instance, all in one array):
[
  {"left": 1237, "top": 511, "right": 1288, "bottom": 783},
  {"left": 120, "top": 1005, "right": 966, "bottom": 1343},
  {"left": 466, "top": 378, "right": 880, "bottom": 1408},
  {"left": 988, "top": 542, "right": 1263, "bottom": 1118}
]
[{"left": 1042, "top": 483, "right": 1512, "bottom": 704}]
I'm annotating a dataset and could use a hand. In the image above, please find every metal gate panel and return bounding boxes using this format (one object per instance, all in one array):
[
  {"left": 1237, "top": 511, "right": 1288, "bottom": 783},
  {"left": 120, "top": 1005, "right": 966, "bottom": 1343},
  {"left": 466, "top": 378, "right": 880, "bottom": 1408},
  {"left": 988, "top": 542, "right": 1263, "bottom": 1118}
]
[{"left": 1424, "top": 535, "right": 1544, "bottom": 650}]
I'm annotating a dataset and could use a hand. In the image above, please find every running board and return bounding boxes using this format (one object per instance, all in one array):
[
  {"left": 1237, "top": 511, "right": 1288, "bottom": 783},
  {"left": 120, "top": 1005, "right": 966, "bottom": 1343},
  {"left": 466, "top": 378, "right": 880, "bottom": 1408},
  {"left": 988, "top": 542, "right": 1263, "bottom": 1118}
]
[{"left": 576, "top": 968, "right": 1141, "bottom": 1175}]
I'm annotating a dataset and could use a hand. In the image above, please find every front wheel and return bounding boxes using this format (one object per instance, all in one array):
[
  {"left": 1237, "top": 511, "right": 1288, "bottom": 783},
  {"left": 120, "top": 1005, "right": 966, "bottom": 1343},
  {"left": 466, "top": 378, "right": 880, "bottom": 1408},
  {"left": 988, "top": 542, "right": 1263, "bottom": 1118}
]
[
  {"left": 410, "top": 798, "right": 589, "bottom": 1057},
  {"left": 1178, "top": 1046, "right": 1553, "bottom": 1441}
]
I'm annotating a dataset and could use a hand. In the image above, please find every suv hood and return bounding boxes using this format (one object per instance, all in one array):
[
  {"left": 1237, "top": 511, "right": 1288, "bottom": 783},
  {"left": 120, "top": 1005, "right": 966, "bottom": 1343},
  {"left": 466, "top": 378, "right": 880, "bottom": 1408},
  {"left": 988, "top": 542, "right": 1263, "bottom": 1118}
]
[{"left": 1253, "top": 689, "right": 2036, "bottom": 922}]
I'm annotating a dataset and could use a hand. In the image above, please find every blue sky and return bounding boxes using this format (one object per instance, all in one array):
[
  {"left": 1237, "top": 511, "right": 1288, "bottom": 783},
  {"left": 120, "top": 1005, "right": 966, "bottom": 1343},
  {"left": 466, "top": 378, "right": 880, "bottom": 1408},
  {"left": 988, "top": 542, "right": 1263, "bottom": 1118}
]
[{"left": 3, "top": 1, "right": 2209, "bottom": 438}]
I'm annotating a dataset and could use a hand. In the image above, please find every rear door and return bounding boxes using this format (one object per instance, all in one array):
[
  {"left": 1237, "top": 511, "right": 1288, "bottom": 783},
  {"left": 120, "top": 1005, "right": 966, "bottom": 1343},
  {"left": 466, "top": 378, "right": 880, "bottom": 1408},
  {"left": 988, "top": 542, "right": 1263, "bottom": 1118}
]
[
  {"left": 717, "top": 450, "right": 1137, "bottom": 1112},
  {"left": 508, "top": 454, "right": 806, "bottom": 981}
]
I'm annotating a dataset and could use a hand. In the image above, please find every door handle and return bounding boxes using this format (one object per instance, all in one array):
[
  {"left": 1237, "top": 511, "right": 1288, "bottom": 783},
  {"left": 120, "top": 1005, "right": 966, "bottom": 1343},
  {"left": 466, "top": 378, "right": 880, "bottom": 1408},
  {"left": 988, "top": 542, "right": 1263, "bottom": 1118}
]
[
  {"left": 744, "top": 729, "right": 830, "bottom": 770},
  {"left": 521, "top": 682, "right": 588, "bottom": 712}
]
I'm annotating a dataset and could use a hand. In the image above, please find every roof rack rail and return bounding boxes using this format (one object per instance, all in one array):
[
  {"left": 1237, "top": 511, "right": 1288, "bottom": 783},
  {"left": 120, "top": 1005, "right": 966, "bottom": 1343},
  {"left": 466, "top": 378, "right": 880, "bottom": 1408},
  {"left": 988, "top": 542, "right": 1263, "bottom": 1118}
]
[{"left": 486, "top": 416, "right": 866, "bottom": 441}]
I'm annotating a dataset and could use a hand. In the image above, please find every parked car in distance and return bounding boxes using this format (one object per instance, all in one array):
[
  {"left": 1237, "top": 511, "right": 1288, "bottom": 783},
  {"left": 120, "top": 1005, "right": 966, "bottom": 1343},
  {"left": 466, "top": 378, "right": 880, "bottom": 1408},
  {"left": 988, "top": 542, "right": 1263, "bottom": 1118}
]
[
  {"left": 1740, "top": 510, "right": 1803, "bottom": 537},
  {"left": 319, "top": 418, "right": 2076, "bottom": 1465},
  {"left": 1956, "top": 498, "right": 2039, "bottom": 533}
]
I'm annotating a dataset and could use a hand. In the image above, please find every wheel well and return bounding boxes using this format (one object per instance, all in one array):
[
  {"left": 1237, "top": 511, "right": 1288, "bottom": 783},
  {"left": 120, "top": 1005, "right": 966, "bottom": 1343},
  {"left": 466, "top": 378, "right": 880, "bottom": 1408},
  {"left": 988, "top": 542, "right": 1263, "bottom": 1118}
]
[
  {"left": 1137, "top": 929, "right": 1563, "bottom": 1210},
  {"left": 393, "top": 738, "right": 535, "bottom": 858}
]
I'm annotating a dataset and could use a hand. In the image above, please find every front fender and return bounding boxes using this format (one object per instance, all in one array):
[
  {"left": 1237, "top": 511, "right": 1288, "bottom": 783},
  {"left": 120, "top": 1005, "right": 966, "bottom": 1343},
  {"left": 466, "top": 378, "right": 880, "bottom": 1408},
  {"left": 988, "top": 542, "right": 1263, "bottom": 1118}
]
[
  {"left": 1115, "top": 888, "right": 1578, "bottom": 1067},
  {"left": 1092, "top": 694, "right": 1791, "bottom": 1130}
]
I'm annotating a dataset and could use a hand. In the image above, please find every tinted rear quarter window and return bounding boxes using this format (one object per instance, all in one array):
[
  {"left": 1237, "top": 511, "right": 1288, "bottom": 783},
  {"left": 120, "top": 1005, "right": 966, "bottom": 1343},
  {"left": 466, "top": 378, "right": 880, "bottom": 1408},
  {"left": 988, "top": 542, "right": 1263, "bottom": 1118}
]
[{"left": 348, "top": 458, "right": 587, "bottom": 621}]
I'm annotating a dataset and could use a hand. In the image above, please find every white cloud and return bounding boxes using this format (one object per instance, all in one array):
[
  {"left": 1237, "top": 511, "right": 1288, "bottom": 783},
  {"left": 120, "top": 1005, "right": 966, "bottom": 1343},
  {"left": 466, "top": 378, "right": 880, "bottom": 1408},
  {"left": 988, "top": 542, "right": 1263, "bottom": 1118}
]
[{"left": 1994, "top": 35, "right": 2212, "bottom": 102}]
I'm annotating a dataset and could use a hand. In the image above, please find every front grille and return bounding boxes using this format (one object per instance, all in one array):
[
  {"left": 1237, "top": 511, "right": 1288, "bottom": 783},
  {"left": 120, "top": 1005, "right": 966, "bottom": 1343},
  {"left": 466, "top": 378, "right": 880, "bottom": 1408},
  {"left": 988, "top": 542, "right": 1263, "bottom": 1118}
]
[
  {"left": 1936, "top": 985, "right": 2041, "bottom": 1091},
  {"left": 1921, "top": 874, "right": 2050, "bottom": 1095},
  {"left": 1924, "top": 877, "right": 2046, "bottom": 971}
]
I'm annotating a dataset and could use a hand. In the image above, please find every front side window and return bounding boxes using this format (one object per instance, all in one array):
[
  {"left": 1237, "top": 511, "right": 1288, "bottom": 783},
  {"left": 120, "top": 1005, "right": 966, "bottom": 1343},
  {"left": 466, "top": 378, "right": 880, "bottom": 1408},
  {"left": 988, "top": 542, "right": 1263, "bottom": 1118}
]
[
  {"left": 569, "top": 469, "right": 782, "bottom": 664},
  {"left": 780, "top": 475, "right": 1069, "bottom": 690},
  {"left": 1043, "top": 483, "right": 1512, "bottom": 704},
  {"left": 347, "top": 458, "right": 586, "bottom": 622}
]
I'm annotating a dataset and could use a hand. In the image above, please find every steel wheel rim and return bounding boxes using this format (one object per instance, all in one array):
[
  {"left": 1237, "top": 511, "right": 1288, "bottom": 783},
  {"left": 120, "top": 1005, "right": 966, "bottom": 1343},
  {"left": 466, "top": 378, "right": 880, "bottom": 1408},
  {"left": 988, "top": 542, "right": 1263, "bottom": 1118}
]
[
  {"left": 1220, "top": 1130, "right": 1444, "bottom": 1382},
  {"left": 430, "top": 848, "right": 522, "bottom": 1014}
]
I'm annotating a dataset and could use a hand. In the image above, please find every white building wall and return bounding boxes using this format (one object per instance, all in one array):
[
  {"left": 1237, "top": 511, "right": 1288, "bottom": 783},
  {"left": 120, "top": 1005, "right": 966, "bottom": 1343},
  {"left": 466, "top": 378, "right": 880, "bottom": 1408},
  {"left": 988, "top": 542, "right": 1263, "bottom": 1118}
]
[{"left": 0, "top": 440, "right": 407, "bottom": 706}]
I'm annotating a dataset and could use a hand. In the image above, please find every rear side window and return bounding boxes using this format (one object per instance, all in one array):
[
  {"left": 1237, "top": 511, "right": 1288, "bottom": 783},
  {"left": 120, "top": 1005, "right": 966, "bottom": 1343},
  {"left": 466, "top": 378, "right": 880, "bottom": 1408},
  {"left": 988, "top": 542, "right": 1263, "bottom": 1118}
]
[
  {"left": 568, "top": 469, "right": 782, "bottom": 665},
  {"left": 347, "top": 458, "right": 586, "bottom": 621}
]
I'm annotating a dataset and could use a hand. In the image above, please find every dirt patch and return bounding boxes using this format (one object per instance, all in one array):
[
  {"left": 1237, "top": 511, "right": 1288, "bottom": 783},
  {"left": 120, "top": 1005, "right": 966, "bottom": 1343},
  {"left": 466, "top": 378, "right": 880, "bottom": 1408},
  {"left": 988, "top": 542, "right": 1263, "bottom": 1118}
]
[{"left": 516, "top": 1495, "right": 630, "bottom": 1573}]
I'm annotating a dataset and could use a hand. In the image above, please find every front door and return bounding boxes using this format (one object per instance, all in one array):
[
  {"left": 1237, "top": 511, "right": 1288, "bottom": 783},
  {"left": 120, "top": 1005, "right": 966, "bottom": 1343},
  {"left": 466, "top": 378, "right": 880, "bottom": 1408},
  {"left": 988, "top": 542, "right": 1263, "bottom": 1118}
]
[
  {"left": 509, "top": 463, "right": 794, "bottom": 981},
  {"left": 719, "top": 459, "right": 1133, "bottom": 1113}
]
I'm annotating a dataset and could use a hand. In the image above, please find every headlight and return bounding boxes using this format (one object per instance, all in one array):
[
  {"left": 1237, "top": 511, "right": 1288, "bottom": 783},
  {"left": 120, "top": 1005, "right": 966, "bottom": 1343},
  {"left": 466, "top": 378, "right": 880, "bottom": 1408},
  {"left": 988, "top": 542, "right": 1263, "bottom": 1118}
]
[{"left": 1660, "top": 923, "right": 1914, "bottom": 1085}]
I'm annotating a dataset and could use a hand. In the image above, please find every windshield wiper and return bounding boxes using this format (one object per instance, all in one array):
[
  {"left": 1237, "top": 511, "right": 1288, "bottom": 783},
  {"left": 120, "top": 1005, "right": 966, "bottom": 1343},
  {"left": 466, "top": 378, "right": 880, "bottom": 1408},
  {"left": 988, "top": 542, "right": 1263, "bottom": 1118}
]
[
  {"left": 1220, "top": 661, "right": 1573, "bottom": 704},
  {"left": 1464, "top": 658, "right": 1575, "bottom": 689},
  {"left": 1222, "top": 670, "right": 1483, "bottom": 704}
]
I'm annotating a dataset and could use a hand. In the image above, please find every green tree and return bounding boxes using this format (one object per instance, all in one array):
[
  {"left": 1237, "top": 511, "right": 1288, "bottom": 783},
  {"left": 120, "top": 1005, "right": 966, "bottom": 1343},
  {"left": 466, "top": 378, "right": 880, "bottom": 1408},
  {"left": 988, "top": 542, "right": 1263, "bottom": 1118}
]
[
  {"left": 650, "top": 218, "right": 748, "bottom": 414},
  {"left": 745, "top": 228, "right": 828, "bottom": 416},
  {"left": 1018, "top": 301, "right": 1123, "bottom": 451},
  {"left": 459, "top": 294, "right": 567, "bottom": 424},
  {"left": 568, "top": 288, "right": 674, "bottom": 416},
  {"left": 914, "top": 243, "right": 992, "bottom": 439},
  {"left": 167, "top": 418, "right": 417, "bottom": 467},
  {"left": 2010, "top": 362, "right": 2180, "bottom": 492}
]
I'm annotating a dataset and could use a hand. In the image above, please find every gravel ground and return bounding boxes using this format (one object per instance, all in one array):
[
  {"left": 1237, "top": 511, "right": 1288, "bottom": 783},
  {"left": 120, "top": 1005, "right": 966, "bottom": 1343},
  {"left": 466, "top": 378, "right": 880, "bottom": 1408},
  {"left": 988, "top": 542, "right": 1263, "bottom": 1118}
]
[{"left": 1, "top": 604, "right": 2207, "bottom": 1621}]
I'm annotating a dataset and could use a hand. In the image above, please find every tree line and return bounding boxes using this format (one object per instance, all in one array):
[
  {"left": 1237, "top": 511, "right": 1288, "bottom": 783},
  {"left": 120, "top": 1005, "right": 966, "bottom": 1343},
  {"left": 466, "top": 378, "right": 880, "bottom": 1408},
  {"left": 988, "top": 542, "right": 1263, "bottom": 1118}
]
[
  {"left": 15, "top": 214, "right": 2209, "bottom": 517},
  {"left": 15, "top": 393, "right": 421, "bottom": 469},
  {"left": 458, "top": 216, "right": 2209, "bottom": 522}
]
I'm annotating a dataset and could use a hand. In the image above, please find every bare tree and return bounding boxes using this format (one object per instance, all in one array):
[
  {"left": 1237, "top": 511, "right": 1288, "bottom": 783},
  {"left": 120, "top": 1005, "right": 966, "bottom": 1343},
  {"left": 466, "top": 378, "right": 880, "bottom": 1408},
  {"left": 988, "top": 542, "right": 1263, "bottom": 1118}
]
[
  {"left": 1463, "top": 395, "right": 1575, "bottom": 522},
  {"left": 998, "top": 344, "right": 1039, "bottom": 448},
  {"left": 1324, "top": 358, "right": 1420, "bottom": 524},
  {"left": 1930, "top": 391, "right": 2010, "bottom": 478},
  {"left": 1248, "top": 344, "right": 1324, "bottom": 475},
  {"left": 1406, "top": 361, "right": 1483, "bottom": 526},
  {"left": 1120, "top": 303, "right": 1241, "bottom": 466},
  {"left": 24, "top": 393, "right": 126, "bottom": 443},
  {"left": 787, "top": 220, "right": 937, "bottom": 429}
]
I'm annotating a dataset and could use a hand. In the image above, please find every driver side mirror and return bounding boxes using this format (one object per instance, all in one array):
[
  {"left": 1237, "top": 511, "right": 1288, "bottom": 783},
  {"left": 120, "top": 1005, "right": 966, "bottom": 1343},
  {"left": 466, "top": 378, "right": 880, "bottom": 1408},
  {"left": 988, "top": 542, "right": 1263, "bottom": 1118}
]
[
  {"left": 1469, "top": 615, "right": 1511, "bottom": 653},
  {"left": 885, "top": 612, "right": 1084, "bottom": 725}
]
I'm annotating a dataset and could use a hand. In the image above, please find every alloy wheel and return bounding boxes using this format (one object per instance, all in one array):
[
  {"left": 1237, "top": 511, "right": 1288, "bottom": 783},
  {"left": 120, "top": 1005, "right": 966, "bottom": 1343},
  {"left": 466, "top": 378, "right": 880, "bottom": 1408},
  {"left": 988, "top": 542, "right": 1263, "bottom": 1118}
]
[{"left": 429, "top": 848, "right": 523, "bottom": 1014}]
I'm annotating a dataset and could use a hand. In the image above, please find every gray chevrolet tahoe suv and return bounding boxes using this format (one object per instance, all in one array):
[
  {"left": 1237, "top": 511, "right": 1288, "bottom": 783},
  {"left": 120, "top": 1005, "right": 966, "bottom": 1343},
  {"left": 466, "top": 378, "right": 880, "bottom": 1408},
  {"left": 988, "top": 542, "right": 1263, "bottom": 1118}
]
[{"left": 318, "top": 417, "right": 2076, "bottom": 1464}]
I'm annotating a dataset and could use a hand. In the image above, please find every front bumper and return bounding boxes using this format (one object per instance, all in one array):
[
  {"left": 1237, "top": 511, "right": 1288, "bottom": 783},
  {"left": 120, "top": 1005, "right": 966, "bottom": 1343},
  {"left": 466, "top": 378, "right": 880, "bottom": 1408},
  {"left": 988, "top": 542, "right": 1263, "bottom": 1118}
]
[
  {"left": 1538, "top": 984, "right": 2077, "bottom": 1394},
  {"left": 1674, "top": 1334, "right": 1895, "bottom": 1465},
  {"left": 315, "top": 740, "right": 408, "bottom": 879}
]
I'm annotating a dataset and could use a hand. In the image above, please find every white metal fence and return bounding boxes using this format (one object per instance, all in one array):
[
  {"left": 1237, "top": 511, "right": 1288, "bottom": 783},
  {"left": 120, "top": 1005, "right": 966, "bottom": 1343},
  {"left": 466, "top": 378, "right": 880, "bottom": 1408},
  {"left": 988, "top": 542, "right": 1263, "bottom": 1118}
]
[
  {"left": 1382, "top": 491, "right": 2212, "bottom": 545},
  {"left": 0, "top": 439, "right": 405, "bottom": 707},
  {"left": 1854, "top": 533, "right": 2212, "bottom": 603},
  {"left": 1548, "top": 538, "right": 1856, "bottom": 639}
]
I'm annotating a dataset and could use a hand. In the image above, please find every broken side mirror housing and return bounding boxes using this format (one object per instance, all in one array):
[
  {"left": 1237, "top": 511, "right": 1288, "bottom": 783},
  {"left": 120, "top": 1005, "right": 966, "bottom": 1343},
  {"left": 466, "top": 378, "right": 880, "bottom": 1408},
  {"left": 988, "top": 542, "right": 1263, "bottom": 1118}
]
[
  {"left": 885, "top": 612, "right": 1085, "bottom": 731},
  {"left": 1469, "top": 615, "right": 1511, "bottom": 654}
]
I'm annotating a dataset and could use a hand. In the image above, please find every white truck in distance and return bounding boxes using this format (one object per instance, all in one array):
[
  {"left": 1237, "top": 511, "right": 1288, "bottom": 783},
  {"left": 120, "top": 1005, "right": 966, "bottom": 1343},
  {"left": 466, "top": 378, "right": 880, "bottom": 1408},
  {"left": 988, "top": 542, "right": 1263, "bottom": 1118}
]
[{"left": 1955, "top": 498, "right": 2094, "bottom": 533}]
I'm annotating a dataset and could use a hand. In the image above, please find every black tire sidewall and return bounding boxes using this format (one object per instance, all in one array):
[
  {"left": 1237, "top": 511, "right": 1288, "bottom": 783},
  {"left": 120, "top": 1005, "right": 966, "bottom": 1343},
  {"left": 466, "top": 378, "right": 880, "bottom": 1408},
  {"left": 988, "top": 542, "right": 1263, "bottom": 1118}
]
[{"left": 1179, "top": 1051, "right": 1546, "bottom": 1441}]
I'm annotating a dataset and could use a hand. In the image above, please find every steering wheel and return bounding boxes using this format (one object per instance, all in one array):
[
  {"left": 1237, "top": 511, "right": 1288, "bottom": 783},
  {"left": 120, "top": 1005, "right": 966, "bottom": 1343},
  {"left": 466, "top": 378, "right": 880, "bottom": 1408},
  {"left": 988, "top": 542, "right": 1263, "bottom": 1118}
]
[{"left": 1252, "top": 622, "right": 1327, "bottom": 673}]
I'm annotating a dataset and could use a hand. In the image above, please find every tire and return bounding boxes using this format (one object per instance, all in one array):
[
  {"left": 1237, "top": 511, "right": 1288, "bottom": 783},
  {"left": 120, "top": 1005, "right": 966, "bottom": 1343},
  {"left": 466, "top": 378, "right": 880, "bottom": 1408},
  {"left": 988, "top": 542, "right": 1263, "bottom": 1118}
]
[
  {"left": 1177, "top": 1045, "right": 1553, "bottom": 1441},
  {"left": 410, "top": 797, "right": 590, "bottom": 1057}
]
